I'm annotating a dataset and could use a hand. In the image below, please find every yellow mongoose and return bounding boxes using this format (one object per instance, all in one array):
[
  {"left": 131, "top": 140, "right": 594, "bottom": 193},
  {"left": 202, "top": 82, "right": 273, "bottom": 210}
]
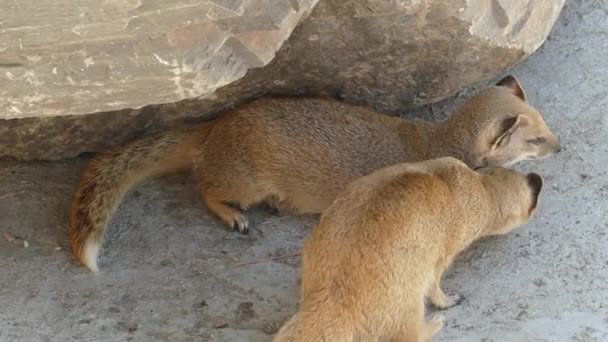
[
  {"left": 274, "top": 157, "right": 544, "bottom": 342},
  {"left": 70, "top": 75, "right": 559, "bottom": 272}
]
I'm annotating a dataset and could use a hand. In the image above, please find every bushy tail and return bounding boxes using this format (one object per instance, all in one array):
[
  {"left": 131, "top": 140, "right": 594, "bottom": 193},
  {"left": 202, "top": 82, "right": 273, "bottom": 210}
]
[{"left": 70, "top": 126, "right": 202, "bottom": 272}]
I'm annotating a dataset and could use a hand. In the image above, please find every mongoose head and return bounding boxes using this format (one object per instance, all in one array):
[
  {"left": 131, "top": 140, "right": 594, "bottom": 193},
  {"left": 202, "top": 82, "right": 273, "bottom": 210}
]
[
  {"left": 457, "top": 75, "right": 561, "bottom": 168},
  {"left": 478, "top": 167, "right": 543, "bottom": 236}
]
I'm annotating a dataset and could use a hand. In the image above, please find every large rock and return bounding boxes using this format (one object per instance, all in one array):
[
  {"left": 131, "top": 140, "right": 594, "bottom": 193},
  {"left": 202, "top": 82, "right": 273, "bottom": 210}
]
[
  {"left": 0, "top": 0, "right": 318, "bottom": 119},
  {"left": 0, "top": 0, "right": 564, "bottom": 160}
]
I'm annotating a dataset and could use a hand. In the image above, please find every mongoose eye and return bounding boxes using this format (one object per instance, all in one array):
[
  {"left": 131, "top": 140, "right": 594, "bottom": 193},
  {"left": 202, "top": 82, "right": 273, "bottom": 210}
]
[{"left": 527, "top": 137, "right": 546, "bottom": 145}]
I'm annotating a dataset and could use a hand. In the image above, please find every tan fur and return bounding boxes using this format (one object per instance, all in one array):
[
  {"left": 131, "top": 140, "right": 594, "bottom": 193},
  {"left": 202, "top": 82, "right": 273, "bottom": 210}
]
[
  {"left": 69, "top": 75, "right": 558, "bottom": 272},
  {"left": 274, "top": 157, "right": 544, "bottom": 342}
]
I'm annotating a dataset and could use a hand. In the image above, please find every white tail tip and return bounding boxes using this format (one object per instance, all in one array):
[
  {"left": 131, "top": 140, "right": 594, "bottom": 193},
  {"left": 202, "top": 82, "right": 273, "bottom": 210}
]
[{"left": 82, "top": 240, "right": 100, "bottom": 273}]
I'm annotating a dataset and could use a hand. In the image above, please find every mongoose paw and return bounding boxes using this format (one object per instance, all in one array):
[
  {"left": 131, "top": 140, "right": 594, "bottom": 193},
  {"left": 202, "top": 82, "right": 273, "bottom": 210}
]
[
  {"left": 423, "top": 314, "right": 445, "bottom": 340},
  {"left": 231, "top": 214, "right": 250, "bottom": 234},
  {"left": 428, "top": 314, "right": 445, "bottom": 326},
  {"left": 435, "top": 294, "right": 465, "bottom": 310}
]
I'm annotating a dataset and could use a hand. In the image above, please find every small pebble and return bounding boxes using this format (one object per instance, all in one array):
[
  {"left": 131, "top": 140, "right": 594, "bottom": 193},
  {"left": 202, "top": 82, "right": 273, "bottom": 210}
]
[
  {"left": 213, "top": 321, "right": 228, "bottom": 329},
  {"left": 3, "top": 232, "right": 15, "bottom": 242}
]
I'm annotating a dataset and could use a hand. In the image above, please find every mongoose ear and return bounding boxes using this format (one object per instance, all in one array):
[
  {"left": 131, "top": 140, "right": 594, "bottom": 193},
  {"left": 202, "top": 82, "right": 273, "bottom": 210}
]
[
  {"left": 492, "top": 115, "right": 524, "bottom": 149},
  {"left": 496, "top": 75, "right": 527, "bottom": 102},
  {"left": 526, "top": 173, "right": 543, "bottom": 214}
]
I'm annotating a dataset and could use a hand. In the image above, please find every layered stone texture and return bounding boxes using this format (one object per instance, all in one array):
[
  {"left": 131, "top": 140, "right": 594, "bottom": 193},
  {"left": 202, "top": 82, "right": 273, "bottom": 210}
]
[{"left": 0, "top": 0, "right": 317, "bottom": 118}]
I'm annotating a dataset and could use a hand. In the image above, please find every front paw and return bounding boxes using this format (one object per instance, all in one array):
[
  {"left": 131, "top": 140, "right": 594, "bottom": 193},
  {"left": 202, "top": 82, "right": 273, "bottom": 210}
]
[
  {"left": 432, "top": 294, "right": 465, "bottom": 310},
  {"left": 231, "top": 213, "right": 250, "bottom": 234}
]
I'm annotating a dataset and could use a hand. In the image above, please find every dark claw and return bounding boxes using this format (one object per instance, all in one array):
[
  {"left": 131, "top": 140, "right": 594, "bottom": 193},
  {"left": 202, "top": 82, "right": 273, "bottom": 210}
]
[{"left": 232, "top": 220, "right": 249, "bottom": 235}]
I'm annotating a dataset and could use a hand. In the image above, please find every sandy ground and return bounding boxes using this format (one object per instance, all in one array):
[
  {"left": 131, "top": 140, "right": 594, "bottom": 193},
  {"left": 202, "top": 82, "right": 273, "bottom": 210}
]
[{"left": 1, "top": 1, "right": 607, "bottom": 341}]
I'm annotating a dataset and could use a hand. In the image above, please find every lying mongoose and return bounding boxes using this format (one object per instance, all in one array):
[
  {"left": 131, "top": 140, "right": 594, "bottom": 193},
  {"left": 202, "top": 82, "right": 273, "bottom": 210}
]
[
  {"left": 274, "top": 157, "right": 544, "bottom": 342},
  {"left": 70, "top": 75, "right": 559, "bottom": 272}
]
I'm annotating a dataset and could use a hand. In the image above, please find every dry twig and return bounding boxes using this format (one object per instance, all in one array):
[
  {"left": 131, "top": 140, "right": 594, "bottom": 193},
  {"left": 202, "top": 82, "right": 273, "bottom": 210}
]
[{"left": 234, "top": 252, "right": 301, "bottom": 267}]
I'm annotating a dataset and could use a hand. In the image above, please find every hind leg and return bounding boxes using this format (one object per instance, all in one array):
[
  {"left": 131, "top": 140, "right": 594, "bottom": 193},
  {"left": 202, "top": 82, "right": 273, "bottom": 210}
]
[
  {"left": 202, "top": 193, "right": 250, "bottom": 233},
  {"left": 421, "top": 314, "right": 444, "bottom": 341},
  {"left": 428, "top": 282, "right": 463, "bottom": 310},
  {"left": 389, "top": 293, "right": 445, "bottom": 342},
  {"left": 193, "top": 157, "right": 270, "bottom": 234},
  {"left": 200, "top": 185, "right": 271, "bottom": 234},
  {"left": 197, "top": 176, "right": 274, "bottom": 234},
  {"left": 387, "top": 300, "right": 421, "bottom": 342},
  {"left": 390, "top": 314, "right": 444, "bottom": 342},
  {"left": 427, "top": 269, "right": 464, "bottom": 310}
]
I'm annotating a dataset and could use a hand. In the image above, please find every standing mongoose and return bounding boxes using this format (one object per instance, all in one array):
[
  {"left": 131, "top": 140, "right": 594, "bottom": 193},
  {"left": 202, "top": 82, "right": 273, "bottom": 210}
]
[
  {"left": 70, "top": 75, "right": 559, "bottom": 272},
  {"left": 274, "top": 157, "right": 544, "bottom": 342}
]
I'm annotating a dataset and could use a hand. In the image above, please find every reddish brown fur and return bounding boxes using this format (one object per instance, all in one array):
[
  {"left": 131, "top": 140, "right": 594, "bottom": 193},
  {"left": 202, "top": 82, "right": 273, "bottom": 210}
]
[
  {"left": 274, "top": 157, "right": 543, "bottom": 341},
  {"left": 69, "top": 76, "right": 559, "bottom": 272}
]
